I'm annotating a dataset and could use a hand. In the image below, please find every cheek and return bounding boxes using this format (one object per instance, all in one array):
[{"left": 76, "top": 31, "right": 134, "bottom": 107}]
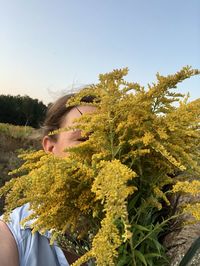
[
  {"left": 54, "top": 133, "right": 79, "bottom": 156},
  {"left": 53, "top": 135, "right": 70, "bottom": 156}
]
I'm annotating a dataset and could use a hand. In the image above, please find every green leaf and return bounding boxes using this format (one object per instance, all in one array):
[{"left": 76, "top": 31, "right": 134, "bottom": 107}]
[
  {"left": 145, "top": 258, "right": 154, "bottom": 266},
  {"left": 133, "top": 224, "right": 150, "bottom": 232},
  {"left": 145, "top": 252, "right": 162, "bottom": 258},
  {"left": 134, "top": 250, "right": 147, "bottom": 266},
  {"left": 117, "top": 256, "right": 131, "bottom": 266},
  {"left": 151, "top": 238, "right": 163, "bottom": 254}
]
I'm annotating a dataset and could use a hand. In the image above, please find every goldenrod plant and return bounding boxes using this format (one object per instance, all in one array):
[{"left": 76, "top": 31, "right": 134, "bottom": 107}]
[{"left": 0, "top": 66, "right": 199, "bottom": 265}]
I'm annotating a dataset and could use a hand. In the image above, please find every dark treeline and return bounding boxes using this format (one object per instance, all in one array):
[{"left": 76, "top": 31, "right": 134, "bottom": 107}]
[{"left": 0, "top": 94, "right": 47, "bottom": 128}]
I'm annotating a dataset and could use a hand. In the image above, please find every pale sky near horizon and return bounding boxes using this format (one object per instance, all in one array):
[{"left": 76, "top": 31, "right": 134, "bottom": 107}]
[{"left": 0, "top": 0, "right": 199, "bottom": 105}]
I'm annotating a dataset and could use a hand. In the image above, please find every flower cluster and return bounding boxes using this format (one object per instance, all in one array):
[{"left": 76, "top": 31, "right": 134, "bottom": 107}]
[{"left": 0, "top": 66, "right": 200, "bottom": 265}]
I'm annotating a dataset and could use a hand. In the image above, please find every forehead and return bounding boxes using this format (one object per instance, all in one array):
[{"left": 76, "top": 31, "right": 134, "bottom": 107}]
[{"left": 61, "top": 105, "right": 96, "bottom": 127}]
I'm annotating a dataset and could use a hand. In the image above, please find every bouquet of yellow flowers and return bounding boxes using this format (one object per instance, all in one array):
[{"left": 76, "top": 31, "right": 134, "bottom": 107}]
[{"left": 0, "top": 66, "right": 200, "bottom": 265}]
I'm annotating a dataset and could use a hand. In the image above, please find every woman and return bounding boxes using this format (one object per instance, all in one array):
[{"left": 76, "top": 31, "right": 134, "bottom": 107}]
[{"left": 0, "top": 93, "right": 96, "bottom": 266}]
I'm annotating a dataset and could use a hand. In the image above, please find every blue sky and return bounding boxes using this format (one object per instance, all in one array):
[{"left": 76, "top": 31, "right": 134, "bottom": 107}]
[{"left": 0, "top": 0, "right": 199, "bottom": 104}]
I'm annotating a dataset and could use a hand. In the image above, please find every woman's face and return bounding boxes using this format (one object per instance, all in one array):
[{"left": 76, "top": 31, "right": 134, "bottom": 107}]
[{"left": 42, "top": 105, "right": 96, "bottom": 157}]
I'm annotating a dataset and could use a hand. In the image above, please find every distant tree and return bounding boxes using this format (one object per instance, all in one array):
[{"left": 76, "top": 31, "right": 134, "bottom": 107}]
[{"left": 0, "top": 94, "right": 47, "bottom": 128}]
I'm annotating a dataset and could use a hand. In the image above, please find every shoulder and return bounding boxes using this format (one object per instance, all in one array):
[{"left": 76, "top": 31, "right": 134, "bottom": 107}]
[
  {"left": 0, "top": 203, "right": 33, "bottom": 242},
  {"left": 0, "top": 204, "right": 34, "bottom": 265},
  {"left": 0, "top": 205, "right": 70, "bottom": 266},
  {"left": 0, "top": 206, "right": 27, "bottom": 266}
]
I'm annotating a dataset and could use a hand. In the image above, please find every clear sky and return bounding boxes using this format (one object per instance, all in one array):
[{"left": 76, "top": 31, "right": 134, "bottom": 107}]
[{"left": 0, "top": 0, "right": 199, "bottom": 104}]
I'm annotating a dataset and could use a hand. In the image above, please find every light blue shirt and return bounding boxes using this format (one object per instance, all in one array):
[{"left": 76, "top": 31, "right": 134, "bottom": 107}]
[{"left": 0, "top": 204, "right": 69, "bottom": 266}]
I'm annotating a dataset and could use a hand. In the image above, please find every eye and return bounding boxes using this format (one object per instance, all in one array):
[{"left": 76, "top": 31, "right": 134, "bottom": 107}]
[
  {"left": 77, "top": 136, "right": 89, "bottom": 142},
  {"left": 76, "top": 131, "right": 93, "bottom": 142}
]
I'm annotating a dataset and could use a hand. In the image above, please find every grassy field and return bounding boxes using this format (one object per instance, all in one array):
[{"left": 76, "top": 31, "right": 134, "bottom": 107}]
[{"left": 0, "top": 123, "right": 35, "bottom": 138}]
